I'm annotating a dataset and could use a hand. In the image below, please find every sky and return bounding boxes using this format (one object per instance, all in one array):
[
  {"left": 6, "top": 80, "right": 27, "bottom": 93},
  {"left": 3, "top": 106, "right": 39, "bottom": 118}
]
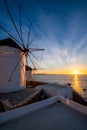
[{"left": 0, "top": 0, "right": 87, "bottom": 74}]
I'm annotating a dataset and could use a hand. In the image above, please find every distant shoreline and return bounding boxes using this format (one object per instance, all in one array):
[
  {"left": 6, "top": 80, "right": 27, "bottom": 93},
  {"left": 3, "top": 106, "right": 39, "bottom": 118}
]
[{"left": 35, "top": 74, "right": 87, "bottom": 75}]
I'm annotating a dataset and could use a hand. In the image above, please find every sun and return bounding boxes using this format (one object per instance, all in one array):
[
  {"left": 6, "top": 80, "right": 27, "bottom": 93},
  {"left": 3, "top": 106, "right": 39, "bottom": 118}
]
[{"left": 73, "top": 70, "right": 79, "bottom": 74}]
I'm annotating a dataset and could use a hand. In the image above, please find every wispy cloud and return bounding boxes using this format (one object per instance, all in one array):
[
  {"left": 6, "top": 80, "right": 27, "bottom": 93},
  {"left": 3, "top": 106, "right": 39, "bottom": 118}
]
[{"left": 35, "top": 10, "right": 87, "bottom": 71}]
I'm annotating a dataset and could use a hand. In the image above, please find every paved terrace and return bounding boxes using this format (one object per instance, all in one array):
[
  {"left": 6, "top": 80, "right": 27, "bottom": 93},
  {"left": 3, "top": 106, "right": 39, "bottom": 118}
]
[{"left": 0, "top": 102, "right": 87, "bottom": 130}]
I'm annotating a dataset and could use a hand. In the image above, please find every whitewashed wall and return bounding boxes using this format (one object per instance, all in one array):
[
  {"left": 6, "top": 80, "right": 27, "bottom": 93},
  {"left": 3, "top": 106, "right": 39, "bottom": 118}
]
[
  {"left": 57, "top": 86, "right": 73, "bottom": 99},
  {"left": 36, "top": 84, "right": 73, "bottom": 100},
  {"left": 0, "top": 46, "right": 26, "bottom": 92}
]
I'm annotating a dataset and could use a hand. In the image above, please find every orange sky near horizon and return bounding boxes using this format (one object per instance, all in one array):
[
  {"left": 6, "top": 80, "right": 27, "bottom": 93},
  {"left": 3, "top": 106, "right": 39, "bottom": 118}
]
[{"left": 36, "top": 69, "right": 87, "bottom": 74}]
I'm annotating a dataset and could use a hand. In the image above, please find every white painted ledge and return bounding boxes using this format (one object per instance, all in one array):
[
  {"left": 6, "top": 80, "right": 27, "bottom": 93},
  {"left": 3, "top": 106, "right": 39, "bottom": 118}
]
[
  {"left": 0, "top": 96, "right": 59, "bottom": 125},
  {"left": 0, "top": 91, "right": 87, "bottom": 125},
  {"left": 58, "top": 95, "right": 87, "bottom": 115}
]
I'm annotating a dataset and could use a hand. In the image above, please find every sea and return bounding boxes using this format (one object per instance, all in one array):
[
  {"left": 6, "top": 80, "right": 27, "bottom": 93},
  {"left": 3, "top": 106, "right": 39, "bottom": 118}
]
[{"left": 34, "top": 74, "right": 87, "bottom": 98}]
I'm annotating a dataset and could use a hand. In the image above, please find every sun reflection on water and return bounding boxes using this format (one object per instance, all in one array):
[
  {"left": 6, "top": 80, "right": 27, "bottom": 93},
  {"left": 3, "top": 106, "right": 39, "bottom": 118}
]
[{"left": 73, "top": 74, "right": 83, "bottom": 94}]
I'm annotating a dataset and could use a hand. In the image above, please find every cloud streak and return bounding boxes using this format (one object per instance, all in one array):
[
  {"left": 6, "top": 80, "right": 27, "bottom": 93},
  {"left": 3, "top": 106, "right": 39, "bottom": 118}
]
[{"left": 35, "top": 10, "right": 87, "bottom": 72}]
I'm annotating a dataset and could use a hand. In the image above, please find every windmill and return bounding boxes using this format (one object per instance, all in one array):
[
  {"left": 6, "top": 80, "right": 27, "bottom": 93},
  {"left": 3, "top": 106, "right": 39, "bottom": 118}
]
[{"left": 0, "top": 0, "right": 44, "bottom": 92}]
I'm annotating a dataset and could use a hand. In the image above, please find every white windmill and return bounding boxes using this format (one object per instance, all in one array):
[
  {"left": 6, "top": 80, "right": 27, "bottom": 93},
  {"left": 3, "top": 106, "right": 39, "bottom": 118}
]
[
  {"left": 26, "top": 65, "right": 33, "bottom": 82},
  {"left": 0, "top": 0, "right": 44, "bottom": 93}
]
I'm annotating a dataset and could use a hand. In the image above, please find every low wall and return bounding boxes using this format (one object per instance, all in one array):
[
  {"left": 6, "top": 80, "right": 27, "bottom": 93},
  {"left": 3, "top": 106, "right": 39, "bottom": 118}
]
[
  {"left": 58, "top": 95, "right": 87, "bottom": 115},
  {"left": 36, "top": 83, "right": 73, "bottom": 100},
  {"left": 0, "top": 96, "right": 59, "bottom": 124},
  {"left": 36, "top": 85, "right": 87, "bottom": 115},
  {"left": 0, "top": 88, "right": 87, "bottom": 125}
]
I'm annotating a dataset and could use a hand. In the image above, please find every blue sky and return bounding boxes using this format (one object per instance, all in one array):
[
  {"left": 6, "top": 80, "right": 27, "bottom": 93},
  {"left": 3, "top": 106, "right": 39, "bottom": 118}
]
[{"left": 0, "top": 0, "right": 87, "bottom": 74}]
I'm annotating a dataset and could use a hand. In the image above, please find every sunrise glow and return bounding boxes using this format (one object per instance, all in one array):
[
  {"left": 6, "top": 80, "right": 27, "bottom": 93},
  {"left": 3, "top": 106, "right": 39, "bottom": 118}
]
[
  {"left": 36, "top": 68, "right": 87, "bottom": 74},
  {"left": 73, "top": 70, "right": 80, "bottom": 75}
]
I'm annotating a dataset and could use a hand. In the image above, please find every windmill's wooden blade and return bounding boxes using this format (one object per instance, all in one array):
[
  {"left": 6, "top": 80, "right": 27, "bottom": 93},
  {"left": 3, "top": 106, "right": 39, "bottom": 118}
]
[
  {"left": 0, "top": 26, "right": 23, "bottom": 46},
  {"left": 19, "top": 4, "right": 24, "bottom": 46},
  {"left": 28, "top": 38, "right": 35, "bottom": 47},
  {"left": 29, "top": 48, "right": 44, "bottom": 52},
  {"left": 27, "top": 22, "right": 32, "bottom": 47},
  {"left": 28, "top": 53, "right": 36, "bottom": 68},
  {"left": 8, "top": 53, "right": 24, "bottom": 82},
  {"left": 3, "top": 0, "right": 22, "bottom": 44},
  {"left": 29, "top": 52, "right": 38, "bottom": 61}
]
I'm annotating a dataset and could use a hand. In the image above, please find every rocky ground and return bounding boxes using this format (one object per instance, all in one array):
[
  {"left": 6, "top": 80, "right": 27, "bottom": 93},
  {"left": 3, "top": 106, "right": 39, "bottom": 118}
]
[
  {"left": 0, "top": 88, "right": 36, "bottom": 105},
  {"left": 0, "top": 81, "right": 48, "bottom": 112}
]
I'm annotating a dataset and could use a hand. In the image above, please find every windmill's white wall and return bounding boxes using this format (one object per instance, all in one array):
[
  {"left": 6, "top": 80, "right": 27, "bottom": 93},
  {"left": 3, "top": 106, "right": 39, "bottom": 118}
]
[
  {"left": 26, "top": 71, "right": 32, "bottom": 81},
  {"left": 0, "top": 46, "right": 26, "bottom": 92}
]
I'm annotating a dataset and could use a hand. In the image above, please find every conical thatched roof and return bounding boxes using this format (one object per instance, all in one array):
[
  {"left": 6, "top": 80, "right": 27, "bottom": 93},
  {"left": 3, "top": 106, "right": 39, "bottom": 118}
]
[{"left": 0, "top": 38, "right": 22, "bottom": 50}]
